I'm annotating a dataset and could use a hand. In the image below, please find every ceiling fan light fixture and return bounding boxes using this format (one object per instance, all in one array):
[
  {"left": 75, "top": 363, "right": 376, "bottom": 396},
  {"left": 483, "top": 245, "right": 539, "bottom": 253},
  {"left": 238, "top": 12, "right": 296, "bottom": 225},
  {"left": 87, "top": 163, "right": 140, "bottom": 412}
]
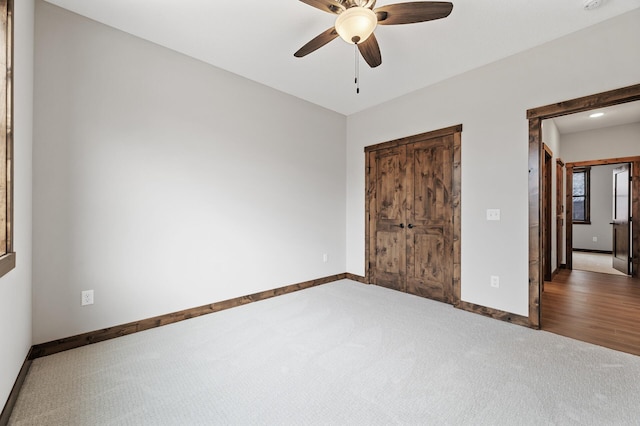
[{"left": 335, "top": 7, "right": 377, "bottom": 44}]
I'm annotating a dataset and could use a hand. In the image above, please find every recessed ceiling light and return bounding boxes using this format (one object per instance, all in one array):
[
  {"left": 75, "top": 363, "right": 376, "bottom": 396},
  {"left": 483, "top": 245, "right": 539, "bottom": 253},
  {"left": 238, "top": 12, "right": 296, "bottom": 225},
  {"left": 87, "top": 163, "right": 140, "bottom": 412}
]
[
  {"left": 589, "top": 112, "right": 604, "bottom": 118},
  {"left": 583, "top": 0, "right": 602, "bottom": 10}
]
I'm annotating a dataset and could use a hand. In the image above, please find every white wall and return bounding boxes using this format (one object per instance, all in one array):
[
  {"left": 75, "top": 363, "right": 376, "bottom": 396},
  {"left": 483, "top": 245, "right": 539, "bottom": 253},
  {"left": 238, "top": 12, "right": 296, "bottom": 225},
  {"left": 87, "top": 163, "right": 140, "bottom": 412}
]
[
  {"left": 572, "top": 164, "right": 618, "bottom": 251},
  {"left": 560, "top": 122, "right": 640, "bottom": 162},
  {"left": 0, "top": 0, "right": 34, "bottom": 408},
  {"left": 560, "top": 122, "right": 640, "bottom": 254},
  {"left": 33, "top": 2, "right": 346, "bottom": 344},
  {"left": 542, "top": 119, "right": 562, "bottom": 271},
  {"left": 346, "top": 10, "right": 640, "bottom": 316}
]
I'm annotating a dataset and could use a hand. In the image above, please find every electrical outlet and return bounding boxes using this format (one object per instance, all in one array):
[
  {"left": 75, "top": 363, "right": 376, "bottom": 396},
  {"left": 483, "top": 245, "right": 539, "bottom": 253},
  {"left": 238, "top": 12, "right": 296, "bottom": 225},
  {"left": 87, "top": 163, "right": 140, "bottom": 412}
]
[
  {"left": 490, "top": 276, "right": 500, "bottom": 288},
  {"left": 81, "top": 290, "right": 94, "bottom": 306},
  {"left": 323, "top": 253, "right": 328, "bottom": 263},
  {"left": 486, "top": 209, "right": 501, "bottom": 221}
]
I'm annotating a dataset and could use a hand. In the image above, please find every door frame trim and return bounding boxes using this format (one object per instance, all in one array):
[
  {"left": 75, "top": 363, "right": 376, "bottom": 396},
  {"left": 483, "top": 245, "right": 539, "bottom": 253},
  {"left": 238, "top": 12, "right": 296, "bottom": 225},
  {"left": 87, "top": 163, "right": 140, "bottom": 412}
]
[
  {"left": 364, "top": 124, "right": 462, "bottom": 305},
  {"left": 527, "top": 83, "right": 640, "bottom": 328}
]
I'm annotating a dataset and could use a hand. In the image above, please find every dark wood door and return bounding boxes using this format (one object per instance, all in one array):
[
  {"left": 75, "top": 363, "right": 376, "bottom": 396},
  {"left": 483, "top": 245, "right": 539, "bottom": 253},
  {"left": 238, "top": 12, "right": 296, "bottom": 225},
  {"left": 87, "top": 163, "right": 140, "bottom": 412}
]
[
  {"left": 405, "top": 136, "right": 454, "bottom": 303},
  {"left": 542, "top": 144, "right": 553, "bottom": 282},
  {"left": 556, "top": 159, "right": 564, "bottom": 272},
  {"left": 368, "top": 135, "right": 454, "bottom": 303},
  {"left": 368, "top": 146, "right": 407, "bottom": 292},
  {"left": 612, "top": 164, "right": 631, "bottom": 275}
]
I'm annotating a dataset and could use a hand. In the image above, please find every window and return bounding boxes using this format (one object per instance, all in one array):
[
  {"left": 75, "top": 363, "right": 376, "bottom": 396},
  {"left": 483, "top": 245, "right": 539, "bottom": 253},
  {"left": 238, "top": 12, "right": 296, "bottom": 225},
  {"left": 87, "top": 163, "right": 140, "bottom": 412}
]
[
  {"left": 572, "top": 167, "right": 590, "bottom": 224},
  {"left": 0, "top": 0, "right": 14, "bottom": 278}
]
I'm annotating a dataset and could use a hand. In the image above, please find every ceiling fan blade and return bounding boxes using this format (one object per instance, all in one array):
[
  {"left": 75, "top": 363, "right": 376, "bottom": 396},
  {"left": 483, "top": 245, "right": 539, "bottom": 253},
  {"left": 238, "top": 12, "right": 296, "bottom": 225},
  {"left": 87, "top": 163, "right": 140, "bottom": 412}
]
[
  {"left": 299, "top": 0, "right": 346, "bottom": 14},
  {"left": 294, "top": 27, "right": 340, "bottom": 58},
  {"left": 375, "top": 1, "right": 453, "bottom": 25},
  {"left": 358, "top": 33, "right": 382, "bottom": 68}
]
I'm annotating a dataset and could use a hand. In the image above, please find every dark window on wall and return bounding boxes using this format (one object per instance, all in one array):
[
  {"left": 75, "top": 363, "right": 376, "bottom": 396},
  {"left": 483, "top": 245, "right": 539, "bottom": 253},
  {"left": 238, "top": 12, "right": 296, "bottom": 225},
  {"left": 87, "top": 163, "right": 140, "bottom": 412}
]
[
  {"left": 572, "top": 167, "right": 590, "bottom": 224},
  {"left": 0, "top": 0, "right": 14, "bottom": 278}
]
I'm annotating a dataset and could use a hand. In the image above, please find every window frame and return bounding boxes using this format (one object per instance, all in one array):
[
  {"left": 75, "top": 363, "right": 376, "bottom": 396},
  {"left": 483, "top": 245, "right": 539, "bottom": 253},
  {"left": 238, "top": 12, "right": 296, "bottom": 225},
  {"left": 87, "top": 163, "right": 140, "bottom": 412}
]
[
  {"left": 0, "top": 0, "right": 14, "bottom": 278},
  {"left": 572, "top": 166, "right": 591, "bottom": 225}
]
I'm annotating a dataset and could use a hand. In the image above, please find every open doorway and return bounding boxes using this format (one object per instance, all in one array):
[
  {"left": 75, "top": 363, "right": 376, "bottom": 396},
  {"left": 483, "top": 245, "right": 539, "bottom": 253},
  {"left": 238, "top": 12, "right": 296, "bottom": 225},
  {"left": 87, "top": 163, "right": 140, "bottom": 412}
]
[
  {"left": 528, "top": 86, "right": 640, "bottom": 354},
  {"left": 564, "top": 160, "right": 635, "bottom": 276},
  {"left": 541, "top": 102, "right": 639, "bottom": 279},
  {"left": 526, "top": 84, "right": 640, "bottom": 328}
]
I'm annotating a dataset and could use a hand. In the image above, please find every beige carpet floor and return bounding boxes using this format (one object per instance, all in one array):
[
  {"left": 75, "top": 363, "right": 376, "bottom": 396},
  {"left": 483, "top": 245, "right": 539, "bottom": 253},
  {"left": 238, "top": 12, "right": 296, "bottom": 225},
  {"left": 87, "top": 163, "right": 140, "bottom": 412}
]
[
  {"left": 9, "top": 280, "right": 640, "bottom": 425},
  {"left": 573, "top": 251, "right": 628, "bottom": 276}
]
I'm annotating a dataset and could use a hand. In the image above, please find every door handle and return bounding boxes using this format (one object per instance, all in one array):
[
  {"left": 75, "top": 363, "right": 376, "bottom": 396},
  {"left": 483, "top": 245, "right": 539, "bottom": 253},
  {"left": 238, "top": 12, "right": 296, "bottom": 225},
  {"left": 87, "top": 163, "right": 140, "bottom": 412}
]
[
  {"left": 397, "top": 223, "right": 405, "bottom": 228},
  {"left": 407, "top": 224, "right": 414, "bottom": 229}
]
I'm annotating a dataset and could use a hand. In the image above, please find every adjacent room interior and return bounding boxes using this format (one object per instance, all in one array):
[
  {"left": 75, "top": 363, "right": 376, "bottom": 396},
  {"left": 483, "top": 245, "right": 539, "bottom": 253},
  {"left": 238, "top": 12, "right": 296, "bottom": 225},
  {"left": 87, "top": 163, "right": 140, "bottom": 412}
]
[
  {"left": 2, "top": 0, "right": 640, "bottom": 423},
  {"left": 536, "top": 100, "right": 640, "bottom": 356}
]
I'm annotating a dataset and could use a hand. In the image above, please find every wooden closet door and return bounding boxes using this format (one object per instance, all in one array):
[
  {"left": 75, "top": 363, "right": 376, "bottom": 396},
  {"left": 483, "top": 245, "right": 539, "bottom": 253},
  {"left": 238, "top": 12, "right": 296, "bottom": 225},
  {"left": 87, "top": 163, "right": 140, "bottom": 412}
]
[
  {"left": 405, "top": 136, "right": 454, "bottom": 303},
  {"left": 368, "top": 146, "right": 407, "bottom": 292},
  {"left": 368, "top": 135, "right": 454, "bottom": 301}
]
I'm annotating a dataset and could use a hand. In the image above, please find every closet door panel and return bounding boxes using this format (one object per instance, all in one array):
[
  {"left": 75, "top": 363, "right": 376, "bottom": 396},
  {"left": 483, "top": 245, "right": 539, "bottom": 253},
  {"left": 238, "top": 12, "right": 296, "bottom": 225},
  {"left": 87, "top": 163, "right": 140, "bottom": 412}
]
[
  {"left": 408, "top": 228, "right": 447, "bottom": 299},
  {"left": 406, "top": 136, "right": 454, "bottom": 303},
  {"left": 368, "top": 146, "right": 407, "bottom": 291}
]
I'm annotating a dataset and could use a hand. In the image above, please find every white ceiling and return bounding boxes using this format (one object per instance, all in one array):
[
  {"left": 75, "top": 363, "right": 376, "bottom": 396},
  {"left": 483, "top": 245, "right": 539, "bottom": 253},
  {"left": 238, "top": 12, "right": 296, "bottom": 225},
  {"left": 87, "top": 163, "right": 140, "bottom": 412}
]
[
  {"left": 552, "top": 101, "right": 640, "bottom": 134},
  {"left": 43, "top": 0, "right": 640, "bottom": 116}
]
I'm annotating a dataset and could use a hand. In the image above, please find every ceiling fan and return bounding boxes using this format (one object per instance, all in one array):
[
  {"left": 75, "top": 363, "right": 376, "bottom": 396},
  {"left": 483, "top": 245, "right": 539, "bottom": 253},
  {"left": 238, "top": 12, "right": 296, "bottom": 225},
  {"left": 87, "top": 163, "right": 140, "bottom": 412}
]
[{"left": 294, "top": 0, "right": 454, "bottom": 68}]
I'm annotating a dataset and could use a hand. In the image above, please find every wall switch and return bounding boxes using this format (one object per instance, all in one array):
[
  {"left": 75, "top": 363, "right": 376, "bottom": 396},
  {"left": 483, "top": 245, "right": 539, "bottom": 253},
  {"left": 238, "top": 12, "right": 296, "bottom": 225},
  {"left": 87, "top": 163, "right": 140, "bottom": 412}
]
[
  {"left": 323, "top": 253, "right": 328, "bottom": 263},
  {"left": 592, "top": 236, "right": 598, "bottom": 242},
  {"left": 81, "top": 290, "right": 94, "bottom": 306},
  {"left": 486, "top": 209, "right": 501, "bottom": 221},
  {"left": 490, "top": 276, "right": 500, "bottom": 288}
]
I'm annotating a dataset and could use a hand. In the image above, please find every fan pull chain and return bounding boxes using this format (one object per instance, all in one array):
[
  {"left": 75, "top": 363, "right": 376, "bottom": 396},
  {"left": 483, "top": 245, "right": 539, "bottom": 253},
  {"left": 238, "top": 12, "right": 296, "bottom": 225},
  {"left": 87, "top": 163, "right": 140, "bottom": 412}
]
[{"left": 354, "top": 44, "right": 360, "bottom": 94}]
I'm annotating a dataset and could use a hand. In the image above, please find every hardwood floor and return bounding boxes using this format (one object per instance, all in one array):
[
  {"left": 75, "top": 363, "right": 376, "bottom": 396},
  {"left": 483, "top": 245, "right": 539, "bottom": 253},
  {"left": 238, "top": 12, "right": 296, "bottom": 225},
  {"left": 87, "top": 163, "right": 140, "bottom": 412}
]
[{"left": 541, "top": 269, "right": 640, "bottom": 356}]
